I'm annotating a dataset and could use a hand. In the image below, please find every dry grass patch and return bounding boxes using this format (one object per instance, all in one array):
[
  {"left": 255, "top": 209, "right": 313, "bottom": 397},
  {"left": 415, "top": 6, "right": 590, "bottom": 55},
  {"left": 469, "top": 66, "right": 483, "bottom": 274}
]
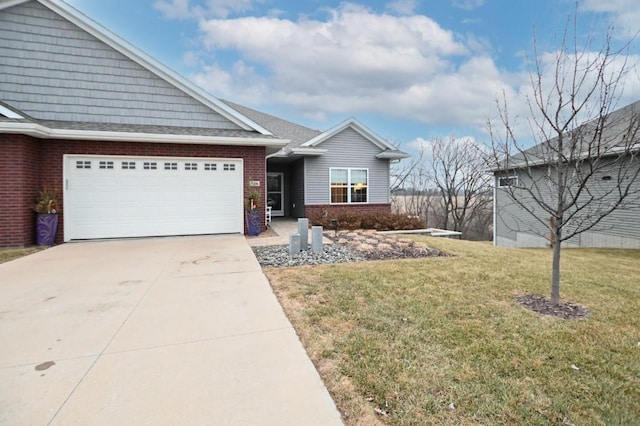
[
  {"left": 265, "top": 237, "right": 640, "bottom": 425},
  {"left": 0, "top": 247, "right": 44, "bottom": 264}
]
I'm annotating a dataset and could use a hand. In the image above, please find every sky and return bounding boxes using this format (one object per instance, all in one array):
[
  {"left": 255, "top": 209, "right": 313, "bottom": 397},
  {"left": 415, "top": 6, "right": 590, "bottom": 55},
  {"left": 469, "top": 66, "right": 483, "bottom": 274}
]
[{"left": 65, "top": 0, "right": 639, "bottom": 152}]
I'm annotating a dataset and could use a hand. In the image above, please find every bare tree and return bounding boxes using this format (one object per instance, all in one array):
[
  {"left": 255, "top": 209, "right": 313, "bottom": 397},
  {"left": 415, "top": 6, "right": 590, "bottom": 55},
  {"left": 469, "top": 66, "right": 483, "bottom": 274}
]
[
  {"left": 430, "top": 136, "right": 493, "bottom": 237},
  {"left": 487, "top": 21, "right": 640, "bottom": 304}
]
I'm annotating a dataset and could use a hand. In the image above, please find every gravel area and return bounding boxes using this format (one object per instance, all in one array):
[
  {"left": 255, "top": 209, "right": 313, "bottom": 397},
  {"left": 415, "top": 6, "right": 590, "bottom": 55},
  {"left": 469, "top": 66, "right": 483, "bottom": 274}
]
[{"left": 252, "top": 230, "right": 447, "bottom": 268}]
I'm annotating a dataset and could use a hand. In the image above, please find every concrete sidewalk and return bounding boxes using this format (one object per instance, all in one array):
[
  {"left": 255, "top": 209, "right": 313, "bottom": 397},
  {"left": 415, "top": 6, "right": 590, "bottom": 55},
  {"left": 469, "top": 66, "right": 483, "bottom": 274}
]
[{"left": 0, "top": 236, "right": 342, "bottom": 425}]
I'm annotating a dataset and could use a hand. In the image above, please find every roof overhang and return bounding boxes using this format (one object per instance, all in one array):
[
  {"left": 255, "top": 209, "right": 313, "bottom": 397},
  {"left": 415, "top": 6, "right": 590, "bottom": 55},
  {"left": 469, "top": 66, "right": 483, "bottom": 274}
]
[
  {"left": 490, "top": 143, "right": 640, "bottom": 173},
  {"left": 376, "top": 150, "right": 410, "bottom": 160},
  {"left": 0, "top": 121, "right": 289, "bottom": 148},
  {"left": 266, "top": 146, "right": 327, "bottom": 160}
]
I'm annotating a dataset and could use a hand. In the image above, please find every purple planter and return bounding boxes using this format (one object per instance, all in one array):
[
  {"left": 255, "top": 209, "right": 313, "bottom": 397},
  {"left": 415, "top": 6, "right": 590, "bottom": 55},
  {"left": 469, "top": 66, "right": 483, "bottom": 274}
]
[
  {"left": 36, "top": 213, "right": 59, "bottom": 246},
  {"left": 245, "top": 209, "right": 261, "bottom": 236}
]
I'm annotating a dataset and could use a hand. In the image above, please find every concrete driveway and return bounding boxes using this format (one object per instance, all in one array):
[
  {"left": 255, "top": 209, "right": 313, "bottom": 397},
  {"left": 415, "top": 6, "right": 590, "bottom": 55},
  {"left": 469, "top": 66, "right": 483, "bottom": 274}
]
[{"left": 0, "top": 236, "right": 342, "bottom": 425}]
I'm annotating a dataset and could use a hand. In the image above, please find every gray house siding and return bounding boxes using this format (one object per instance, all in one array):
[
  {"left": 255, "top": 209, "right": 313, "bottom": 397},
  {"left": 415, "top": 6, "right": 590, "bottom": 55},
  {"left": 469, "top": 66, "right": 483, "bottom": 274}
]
[
  {"left": 0, "top": 1, "right": 241, "bottom": 129},
  {"left": 495, "top": 159, "right": 640, "bottom": 248},
  {"left": 304, "top": 128, "right": 390, "bottom": 204}
]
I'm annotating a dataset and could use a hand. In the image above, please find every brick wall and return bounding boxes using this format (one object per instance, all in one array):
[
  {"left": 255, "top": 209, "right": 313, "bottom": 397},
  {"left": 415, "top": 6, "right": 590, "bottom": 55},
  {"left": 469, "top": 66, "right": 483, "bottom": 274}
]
[
  {"left": 0, "top": 135, "right": 39, "bottom": 247},
  {"left": 1, "top": 137, "right": 266, "bottom": 247}
]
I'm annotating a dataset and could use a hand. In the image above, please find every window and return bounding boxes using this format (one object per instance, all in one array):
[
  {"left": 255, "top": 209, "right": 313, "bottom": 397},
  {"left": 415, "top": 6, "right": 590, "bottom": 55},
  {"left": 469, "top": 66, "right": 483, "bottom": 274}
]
[
  {"left": 223, "top": 163, "right": 236, "bottom": 171},
  {"left": 185, "top": 162, "right": 197, "bottom": 171},
  {"left": 122, "top": 161, "right": 136, "bottom": 170},
  {"left": 330, "top": 168, "right": 368, "bottom": 203},
  {"left": 164, "top": 162, "right": 177, "bottom": 170},
  {"left": 498, "top": 176, "right": 518, "bottom": 187},
  {"left": 204, "top": 163, "right": 217, "bottom": 171},
  {"left": 76, "top": 160, "right": 91, "bottom": 169},
  {"left": 143, "top": 162, "right": 157, "bottom": 170},
  {"left": 99, "top": 161, "right": 114, "bottom": 169}
]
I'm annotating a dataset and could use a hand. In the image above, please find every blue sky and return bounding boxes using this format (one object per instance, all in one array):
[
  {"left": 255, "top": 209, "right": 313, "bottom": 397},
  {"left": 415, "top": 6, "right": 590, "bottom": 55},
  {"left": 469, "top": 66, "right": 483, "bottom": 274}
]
[{"left": 67, "top": 0, "right": 639, "bottom": 151}]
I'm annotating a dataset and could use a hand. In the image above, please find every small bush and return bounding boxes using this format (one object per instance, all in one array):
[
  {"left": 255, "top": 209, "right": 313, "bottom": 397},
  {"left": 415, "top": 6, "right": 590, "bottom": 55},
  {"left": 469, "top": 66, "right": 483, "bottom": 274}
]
[{"left": 308, "top": 210, "right": 424, "bottom": 231}]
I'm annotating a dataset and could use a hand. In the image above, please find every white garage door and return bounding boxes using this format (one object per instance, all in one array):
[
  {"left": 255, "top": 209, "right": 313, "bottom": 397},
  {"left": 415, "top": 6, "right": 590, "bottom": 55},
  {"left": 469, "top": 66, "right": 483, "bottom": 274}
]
[{"left": 64, "top": 155, "right": 243, "bottom": 241}]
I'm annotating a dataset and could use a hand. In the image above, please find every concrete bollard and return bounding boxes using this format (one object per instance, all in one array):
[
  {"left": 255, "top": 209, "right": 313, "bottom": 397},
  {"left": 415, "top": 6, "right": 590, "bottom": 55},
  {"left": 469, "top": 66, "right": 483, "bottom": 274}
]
[
  {"left": 289, "top": 233, "right": 300, "bottom": 255},
  {"left": 298, "top": 218, "right": 309, "bottom": 251},
  {"left": 312, "top": 226, "right": 323, "bottom": 253}
]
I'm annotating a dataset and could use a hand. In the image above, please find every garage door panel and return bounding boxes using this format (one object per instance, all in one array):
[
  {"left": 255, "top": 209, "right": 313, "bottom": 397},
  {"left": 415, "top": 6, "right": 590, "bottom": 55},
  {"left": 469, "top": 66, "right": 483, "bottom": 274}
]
[{"left": 65, "top": 155, "right": 244, "bottom": 240}]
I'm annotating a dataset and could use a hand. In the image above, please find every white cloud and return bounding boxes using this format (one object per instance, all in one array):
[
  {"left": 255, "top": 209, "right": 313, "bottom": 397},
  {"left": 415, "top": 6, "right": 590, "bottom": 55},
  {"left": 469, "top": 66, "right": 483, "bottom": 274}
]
[
  {"left": 452, "top": 0, "right": 484, "bottom": 11},
  {"left": 154, "top": 0, "right": 266, "bottom": 19},
  {"left": 191, "top": 4, "right": 503, "bottom": 125},
  {"left": 580, "top": 0, "right": 640, "bottom": 39},
  {"left": 183, "top": 2, "right": 637, "bottom": 139},
  {"left": 385, "top": 0, "right": 419, "bottom": 16},
  {"left": 154, "top": 0, "right": 193, "bottom": 19}
]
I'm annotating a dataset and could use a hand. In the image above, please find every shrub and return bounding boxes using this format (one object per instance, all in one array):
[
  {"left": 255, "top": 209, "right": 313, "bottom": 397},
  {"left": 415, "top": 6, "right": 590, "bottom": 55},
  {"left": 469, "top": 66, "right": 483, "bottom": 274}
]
[{"left": 308, "top": 210, "right": 424, "bottom": 231}]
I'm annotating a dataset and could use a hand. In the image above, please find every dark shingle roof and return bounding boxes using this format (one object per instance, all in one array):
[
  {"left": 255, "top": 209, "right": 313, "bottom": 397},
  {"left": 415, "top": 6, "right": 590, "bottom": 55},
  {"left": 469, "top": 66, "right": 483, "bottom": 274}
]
[
  {"left": 222, "top": 100, "right": 321, "bottom": 147},
  {"left": 495, "top": 99, "right": 640, "bottom": 171}
]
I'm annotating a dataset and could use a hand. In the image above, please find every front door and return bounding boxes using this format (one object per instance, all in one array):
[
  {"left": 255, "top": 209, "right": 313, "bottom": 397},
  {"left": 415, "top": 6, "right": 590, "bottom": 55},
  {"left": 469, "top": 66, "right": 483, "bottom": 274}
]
[{"left": 267, "top": 173, "right": 284, "bottom": 216}]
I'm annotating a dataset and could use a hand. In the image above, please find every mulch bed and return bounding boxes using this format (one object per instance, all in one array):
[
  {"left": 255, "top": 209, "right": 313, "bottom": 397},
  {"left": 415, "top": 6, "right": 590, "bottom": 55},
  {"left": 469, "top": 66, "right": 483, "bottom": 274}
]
[{"left": 514, "top": 294, "right": 591, "bottom": 319}]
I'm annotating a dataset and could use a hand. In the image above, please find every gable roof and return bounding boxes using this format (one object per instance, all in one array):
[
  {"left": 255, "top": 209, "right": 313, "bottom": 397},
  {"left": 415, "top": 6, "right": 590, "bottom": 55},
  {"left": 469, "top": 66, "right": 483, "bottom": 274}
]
[
  {"left": 300, "top": 118, "right": 409, "bottom": 160},
  {"left": 222, "top": 101, "right": 409, "bottom": 161},
  {"left": 493, "top": 99, "right": 640, "bottom": 172},
  {"left": 0, "top": 0, "right": 273, "bottom": 136}
]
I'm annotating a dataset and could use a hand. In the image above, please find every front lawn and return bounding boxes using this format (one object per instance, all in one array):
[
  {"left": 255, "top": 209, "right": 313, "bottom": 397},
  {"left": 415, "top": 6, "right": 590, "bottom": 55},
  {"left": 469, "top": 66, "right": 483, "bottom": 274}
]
[{"left": 265, "top": 237, "right": 640, "bottom": 425}]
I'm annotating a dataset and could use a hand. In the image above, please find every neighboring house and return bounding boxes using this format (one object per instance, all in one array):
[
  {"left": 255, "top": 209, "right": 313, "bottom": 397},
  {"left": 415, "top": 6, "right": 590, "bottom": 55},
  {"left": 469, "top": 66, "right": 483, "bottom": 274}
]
[
  {"left": 0, "top": 0, "right": 408, "bottom": 247},
  {"left": 493, "top": 100, "right": 640, "bottom": 248}
]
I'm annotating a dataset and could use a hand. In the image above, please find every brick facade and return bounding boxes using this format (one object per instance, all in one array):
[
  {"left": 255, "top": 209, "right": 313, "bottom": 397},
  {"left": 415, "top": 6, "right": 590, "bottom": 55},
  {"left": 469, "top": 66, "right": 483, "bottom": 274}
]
[
  {"left": 0, "top": 135, "right": 39, "bottom": 247},
  {"left": 0, "top": 135, "right": 266, "bottom": 247}
]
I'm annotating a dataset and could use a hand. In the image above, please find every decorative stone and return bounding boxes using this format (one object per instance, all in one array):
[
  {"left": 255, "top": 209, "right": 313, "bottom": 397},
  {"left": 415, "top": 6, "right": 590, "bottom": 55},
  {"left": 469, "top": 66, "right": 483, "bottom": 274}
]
[
  {"left": 298, "top": 218, "right": 309, "bottom": 250},
  {"left": 289, "top": 233, "right": 300, "bottom": 255},
  {"left": 312, "top": 226, "right": 323, "bottom": 253}
]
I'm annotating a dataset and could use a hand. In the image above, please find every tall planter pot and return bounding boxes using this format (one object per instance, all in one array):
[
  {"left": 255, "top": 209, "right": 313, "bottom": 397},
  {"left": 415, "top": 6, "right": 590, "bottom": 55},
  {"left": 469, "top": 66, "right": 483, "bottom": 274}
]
[
  {"left": 245, "top": 209, "right": 261, "bottom": 236},
  {"left": 36, "top": 213, "right": 59, "bottom": 246}
]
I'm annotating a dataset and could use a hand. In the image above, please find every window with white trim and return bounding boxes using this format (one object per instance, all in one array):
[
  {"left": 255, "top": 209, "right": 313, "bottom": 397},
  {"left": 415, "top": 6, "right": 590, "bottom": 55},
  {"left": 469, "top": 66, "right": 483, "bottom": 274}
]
[
  {"left": 330, "top": 168, "right": 368, "bottom": 203},
  {"left": 498, "top": 176, "right": 518, "bottom": 187}
]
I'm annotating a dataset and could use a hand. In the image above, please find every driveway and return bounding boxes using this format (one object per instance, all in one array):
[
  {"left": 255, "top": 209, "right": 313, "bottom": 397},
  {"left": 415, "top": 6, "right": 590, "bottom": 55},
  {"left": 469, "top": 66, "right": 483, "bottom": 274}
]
[{"left": 0, "top": 236, "right": 342, "bottom": 425}]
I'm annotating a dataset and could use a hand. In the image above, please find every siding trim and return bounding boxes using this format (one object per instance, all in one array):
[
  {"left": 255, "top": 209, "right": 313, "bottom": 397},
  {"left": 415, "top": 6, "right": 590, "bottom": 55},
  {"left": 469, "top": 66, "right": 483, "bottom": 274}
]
[{"left": 0, "top": 121, "right": 289, "bottom": 147}]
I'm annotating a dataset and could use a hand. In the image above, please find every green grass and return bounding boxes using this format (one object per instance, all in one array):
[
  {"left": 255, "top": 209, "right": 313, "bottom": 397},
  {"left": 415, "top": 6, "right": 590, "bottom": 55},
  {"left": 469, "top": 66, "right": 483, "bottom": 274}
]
[
  {"left": 0, "top": 246, "right": 43, "bottom": 264},
  {"left": 266, "top": 238, "right": 640, "bottom": 425}
]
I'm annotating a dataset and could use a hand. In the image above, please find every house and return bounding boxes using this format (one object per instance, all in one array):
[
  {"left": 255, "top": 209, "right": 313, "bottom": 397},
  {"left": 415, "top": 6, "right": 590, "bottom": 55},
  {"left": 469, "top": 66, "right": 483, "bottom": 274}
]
[
  {"left": 223, "top": 101, "right": 409, "bottom": 220},
  {"left": 0, "top": 0, "right": 408, "bottom": 248},
  {"left": 493, "top": 100, "right": 640, "bottom": 248}
]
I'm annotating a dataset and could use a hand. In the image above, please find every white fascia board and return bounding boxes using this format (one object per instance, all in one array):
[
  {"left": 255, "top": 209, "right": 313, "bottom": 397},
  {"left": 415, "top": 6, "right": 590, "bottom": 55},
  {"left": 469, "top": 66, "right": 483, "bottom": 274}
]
[
  {"left": 38, "top": 0, "right": 272, "bottom": 136},
  {"left": 0, "top": 104, "right": 24, "bottom": 119},
  {"left": 376, "top": 150, "right": 410, "bottom": 160},
  {"left": 266, "top": 147, "right": 326, "bottom": 159},
  {"left": 0, "top": 121, "right": 288, "bottom": 147},
  {"left": 290, "top": 147, "right": 327, "bottom": 155},
  {"left": 301, "top": 117, "right": 397, "bottom": 151}
]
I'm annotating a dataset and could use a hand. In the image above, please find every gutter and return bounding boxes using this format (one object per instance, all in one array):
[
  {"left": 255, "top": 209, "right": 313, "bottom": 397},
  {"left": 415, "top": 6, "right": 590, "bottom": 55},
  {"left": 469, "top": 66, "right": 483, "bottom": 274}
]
[{"left": 0, "top": 121, "right": 289, "bottom": 148}]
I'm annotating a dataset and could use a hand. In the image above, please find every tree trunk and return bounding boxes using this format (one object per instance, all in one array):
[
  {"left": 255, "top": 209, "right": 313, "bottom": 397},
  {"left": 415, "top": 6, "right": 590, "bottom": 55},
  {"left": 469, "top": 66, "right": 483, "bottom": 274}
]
[{"left": 551, "top": 231, "right": 561, "bottom": 305}]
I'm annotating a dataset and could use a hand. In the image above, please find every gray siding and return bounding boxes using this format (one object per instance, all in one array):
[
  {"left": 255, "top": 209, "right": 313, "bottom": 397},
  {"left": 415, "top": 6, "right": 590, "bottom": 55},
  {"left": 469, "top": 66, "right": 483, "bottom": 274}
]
[
  {"left": 495, "top": 158, "right": 640, "bottom": 248},
  {"left": 0, "top": 2, "right": 241, "bottom": 129},
  {"left": 304, "top": 127, "right": 390, "bottom": 204}
]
